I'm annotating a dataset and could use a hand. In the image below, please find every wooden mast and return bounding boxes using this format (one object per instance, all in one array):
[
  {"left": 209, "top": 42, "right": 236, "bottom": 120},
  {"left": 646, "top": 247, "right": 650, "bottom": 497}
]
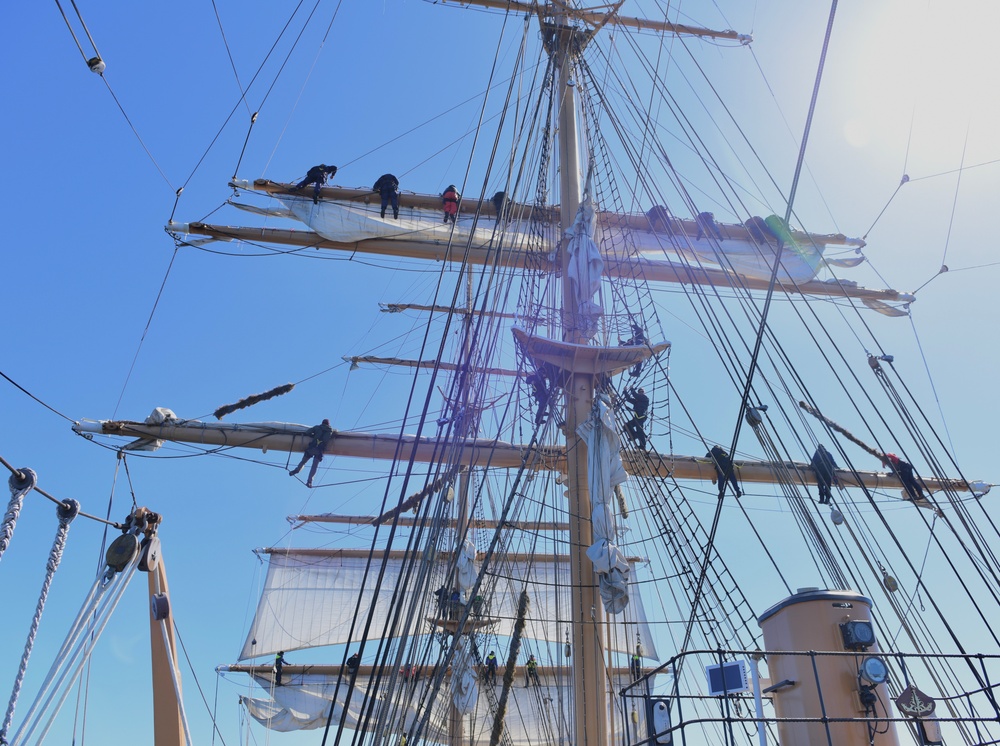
[{"left": 549, "top": 17, "right": 608, "bottom": 746}]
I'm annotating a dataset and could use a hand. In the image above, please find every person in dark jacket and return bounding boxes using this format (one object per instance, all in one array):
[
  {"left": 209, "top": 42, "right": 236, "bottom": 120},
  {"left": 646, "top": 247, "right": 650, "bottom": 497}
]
[
  {"left": 708, "top": 445, "right": 741, "bottom": 498},
  {"left": 630, "top": 649, "right": 643, "bottom": 681},
  {"left": 347, "top": 652, "right": 360, "bottom": 674},
  {"left": 295, "top": 164, "right": 337, "bottom": 204},
  {"left": 274, "top": 650, "right": 286, "bottom": 686},
  {"left": 289, "top": 418, "right": 335, "bottom": 487},
  {"left": 623, "top": 387, "right": 650, "bottom": 451},
  {"left": 646, "top": 205, "right": 672, "bottom": 233},
  {"left": 373, "top": 173, "right": 400, "bottom": 219},
  {"left": 442, "top": 184, "right": 460, "bottom": 224},
  {"left": 492, "top": 191, "right": 510, "bottom": 224},
  {"left": 695, "top": 211, "right": 724, "bottom": 241},
  {"left": 525, "top": 655, "right": 540, "bottom": 687},
  {"left": 484, "top": 651, "right": 498, "bottom": 685},
  {"left": 810, "top": 444, "right": 838, "bottom": 504},
  {"left": 525, "top": 371, "right": 550, "bottom": 426},
  {"left": 881, "top": 452, "right": 927, "bottom": 502}
]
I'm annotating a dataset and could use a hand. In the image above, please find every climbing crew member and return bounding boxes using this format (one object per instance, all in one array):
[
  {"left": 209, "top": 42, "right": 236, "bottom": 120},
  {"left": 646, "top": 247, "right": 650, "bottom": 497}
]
[
  {"left": 708, "top": 445, "right": 741, "bottom": 498},
  {"left": 525, "top": 370, "right": 551, "bottom": 426},
  {"left": 695, "top": 211, "right": 724, "bottom": 241},
  {"left": 274, "top": 650, "right": 286, "bottom": 686},
  {"left": 630, "top": 649, "right": 642, "bottom": 681},
  {"left": 294, "top": 164, "right": 338, "bottom": 204},
  {"left": 346, "top": 651, "right": 360, "bottom": 674},
  {"left": 449, "top": 588, "right": 462, "bottom": 620},
  {"left": 646, "top": 205, "right": 672, "bottom": 233},
  {"left": 744, "top": 215, "right": 775, "bottom": 244},
  {"left": 485, "top": 650, "right": 498, "bottom": 685},
  {"left": 619, "top": 323, "right": 647, "bottom": 377},
  {"left": 623, "top": 387, "right": 650, "bottom": 451},
  {"left": 810, "top": 444, "right": 838, "bottom": 505},
  {"left": 525, "top": 654, "right": 540, "bottom": 687},
  {"left": 492, "top": 190, "right": 510, "bottom": 224},
  {"left": 289, "top": 418, "right": 335, "bottom": 488},
  {"left": 373, "top": 173, "right": 400, "bottom": 219},
  {"left": 442, "top": 184, "right": 460, "bottom": 224},
  {"left": 881, "top": 453, "right": 927, "bottom": 502}
]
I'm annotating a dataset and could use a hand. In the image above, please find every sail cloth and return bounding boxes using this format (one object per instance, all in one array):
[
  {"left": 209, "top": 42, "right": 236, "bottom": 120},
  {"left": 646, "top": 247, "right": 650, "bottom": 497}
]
[
  {"left": 456, "top": 536, "right": 477, "bottom": 594},
  {"left": 245, "top": 673, "right": 414, "bottom": 732},
  {"left": 274, "top": 194, "right": 862, "bottom": 285},
  {"left": 577, "top": 397, "right": 631, "bottom": 613},
  {"left": 244, "top": 669, "right": 649, "bottom": 744},
  {"left": 451, "top": 638, "right": 479, "bottom": 716},
  {"left": 564, "top": 178, "right": 604, "bottom": 340},
  {"left": 241, "top": 549, "right": 658, "bottom": 660}
]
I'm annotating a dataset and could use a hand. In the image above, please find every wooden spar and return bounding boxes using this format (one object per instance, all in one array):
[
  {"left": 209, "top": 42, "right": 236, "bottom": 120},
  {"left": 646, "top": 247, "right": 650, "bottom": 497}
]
[
  {"left": 247, "top": 182, "right": 854, "bottom": 248},
  {"left": 549, "top": 19, "right": 607, "bottom": 746},
  {"left": 175, "top": 222, "right": 914, "bottom": 304},
  {"left": 289, "top": 513, "right": 571, "bottom": 531},
  {"left": 345, "top": 355, "right": 521, "bottom": 378},
  {"left": 437, "top": 0, "right": 751, "bottom": 41},
  {"left": 798, "top": 400, "right": 884, "bottom": 459},
  {"left": 72, "top": 419, "right": 981, "bottom": 493},
  {"left": 257, "top": 547, "right": 645, "bottom": 564},
  {"left": 223, "top": 663, "right": 634, "bottom": 679}
]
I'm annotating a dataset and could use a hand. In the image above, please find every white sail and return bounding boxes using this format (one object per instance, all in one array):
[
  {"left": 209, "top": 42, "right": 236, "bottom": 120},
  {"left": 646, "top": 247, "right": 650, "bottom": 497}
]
[
  {"left": 245, "top": 669, "right": 647, "bottom": 746},
  {"left": 240, "top": 549, "right": 659, "bottom": 660},
  {"left": 273, "top": 192, "right": 857, "bottom": 284}
]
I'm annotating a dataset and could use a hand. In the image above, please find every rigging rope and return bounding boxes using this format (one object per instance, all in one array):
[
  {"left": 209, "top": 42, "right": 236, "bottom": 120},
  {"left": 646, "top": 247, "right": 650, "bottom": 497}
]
[
  {"left": 0, "top": 498, "right": 80, "bottom": 745},
  {"left": 0, "top": 469, "right": 35, "bottom": 563}
]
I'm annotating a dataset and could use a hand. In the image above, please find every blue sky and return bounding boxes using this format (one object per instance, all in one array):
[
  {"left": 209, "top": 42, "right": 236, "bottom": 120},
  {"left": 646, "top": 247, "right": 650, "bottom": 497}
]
[{"left": 2, "top": 0, "right": 999, "bottom": 743}]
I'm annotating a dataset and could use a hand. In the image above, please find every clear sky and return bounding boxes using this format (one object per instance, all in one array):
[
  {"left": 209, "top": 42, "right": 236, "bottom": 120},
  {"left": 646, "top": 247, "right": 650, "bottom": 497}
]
[{"left": 2, "top": 1, "right": 999, "bottom": 744}]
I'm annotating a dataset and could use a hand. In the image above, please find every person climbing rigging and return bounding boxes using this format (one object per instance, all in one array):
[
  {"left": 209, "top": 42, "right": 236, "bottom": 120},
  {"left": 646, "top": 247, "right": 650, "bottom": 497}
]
[
  {"left": 619, "top": 323, "right": 647, "bottom": 377},
  {"left": 623, "top": 387, "right": 650, "bottom": 451},
  {"left": 707, "top": 445, "right": 741, "bottom": 498},
  {"left": 810, "top": 444, "right": 839, "bottom": 505},
  {"left": 695, "top": 211, "right": 724, "bottom": 241},
  {"left": 525, "top": 654, "right": 540, "bottom": 687},
  {"left": 289, "top": 418, "right": 335, "bottom": 488},
  {"left": 492, "top": 191, "right": 510, "bottom": 224},
  {"left": 294, "top": 164, "right": 337, "bottom": 204},
  {"left": 373, "top": 173, "right": 400, "bottom": 219},
  {"left": 274, "top": 650, "right": 286, "bottom": 686},
  {"left": 525, "top": 370, "right": 551, "bottom": 426},
  {"left": 346, "top": 652, "right": 360, "bottom": 674},
  {"left": 441, "top": 184, "right": 460, "bottom": 224},
  {"left": 484, "top": 650, "right": 498, "bottom": 685},
  {"left": 881, "top": 452, "right": 927, "bottom": 502},
  {"left": 630, "top": 649, "right": 643, "bottom": 681}
]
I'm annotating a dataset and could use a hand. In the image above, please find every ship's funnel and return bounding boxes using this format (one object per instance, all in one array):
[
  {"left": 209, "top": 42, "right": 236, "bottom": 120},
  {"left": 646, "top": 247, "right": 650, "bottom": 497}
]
[{"left": 758, "top": 588, "right": 900, "bottom": 746}]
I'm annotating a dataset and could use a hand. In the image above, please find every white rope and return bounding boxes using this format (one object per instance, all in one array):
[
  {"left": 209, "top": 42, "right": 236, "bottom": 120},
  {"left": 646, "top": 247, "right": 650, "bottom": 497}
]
[
  {"left": 0, "top": 470, "right": 36, "bottom": 562},
  {"left": 0, "top": 498, "right": 78, "bottom": 744},
  {"left": 10, "top": 557, "right": 140, "bottom": 746}
]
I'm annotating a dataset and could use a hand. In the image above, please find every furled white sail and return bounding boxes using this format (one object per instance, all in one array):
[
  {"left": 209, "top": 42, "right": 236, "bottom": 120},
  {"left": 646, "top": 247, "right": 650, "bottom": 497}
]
[
  {"left": 565, "top": 182, "right": 604, "bottom": 339},
  {"left": 244, "top": 669, "right": 650, "bottom": 744},
  {"left": 241, "top": 549, "right": 658, "bottom": 660},
  {"left": 452, "top": 638, "right": 479, "bottom": 716},
  {"left": 274, "top": 192, "right": 858, "bottom": 285},
  {"left": 577, "top": 396, "right": 630, "bottom": 613},
  {"left": 244, "top": 674, "right": 415, "bottom": 732}
]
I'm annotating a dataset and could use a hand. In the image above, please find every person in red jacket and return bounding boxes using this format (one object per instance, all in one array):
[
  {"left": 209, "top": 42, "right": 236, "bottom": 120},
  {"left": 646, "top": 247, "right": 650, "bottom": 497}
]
[
  {"left": 881, "top": 453, "right": 927, "bottom": 501},
  {"left": 442, "top": 184, "right": 460, "bottom": 224}
]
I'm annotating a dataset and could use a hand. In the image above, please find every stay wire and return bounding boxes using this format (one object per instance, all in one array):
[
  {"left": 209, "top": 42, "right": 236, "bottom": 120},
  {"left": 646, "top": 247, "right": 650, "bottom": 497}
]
[
  {"left": 0, "top": 370, "right": 75, "bottom": 423},
  {"left": 111, "top": 245, "right": 180, "bottom": 420}
]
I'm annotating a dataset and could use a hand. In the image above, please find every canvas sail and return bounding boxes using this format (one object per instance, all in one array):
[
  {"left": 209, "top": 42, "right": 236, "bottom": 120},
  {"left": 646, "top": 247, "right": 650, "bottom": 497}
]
[{"left": 239, "top": 549, "right": 659, "bottom": 660}]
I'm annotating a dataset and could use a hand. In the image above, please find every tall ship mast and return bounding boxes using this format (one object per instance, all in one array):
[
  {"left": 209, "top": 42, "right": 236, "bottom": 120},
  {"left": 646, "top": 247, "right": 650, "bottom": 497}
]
[{"left": 3, "top": 2, "right": 1000, "bottom": 746}]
